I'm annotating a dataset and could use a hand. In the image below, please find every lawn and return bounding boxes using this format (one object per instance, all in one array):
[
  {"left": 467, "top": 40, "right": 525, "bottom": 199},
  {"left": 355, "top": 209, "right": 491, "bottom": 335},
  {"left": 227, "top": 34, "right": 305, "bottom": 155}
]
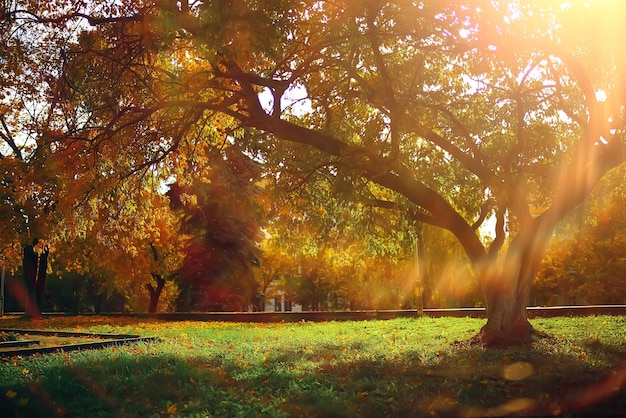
[{"left": 0, "top": 315, "right": 625, "bottom": 417}]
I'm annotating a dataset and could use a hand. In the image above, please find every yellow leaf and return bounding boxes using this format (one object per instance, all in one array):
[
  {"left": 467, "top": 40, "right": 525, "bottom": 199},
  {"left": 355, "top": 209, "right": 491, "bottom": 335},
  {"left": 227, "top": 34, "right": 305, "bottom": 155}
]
[{"left": 6, "top": 390, "right": 17, "bottom": 399}]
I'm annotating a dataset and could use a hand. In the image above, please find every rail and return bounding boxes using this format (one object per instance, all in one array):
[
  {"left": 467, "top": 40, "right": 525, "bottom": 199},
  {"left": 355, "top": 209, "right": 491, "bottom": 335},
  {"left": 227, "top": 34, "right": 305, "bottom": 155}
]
[{"left": 3, "top": 305, "right": 626, "bottom": 322}]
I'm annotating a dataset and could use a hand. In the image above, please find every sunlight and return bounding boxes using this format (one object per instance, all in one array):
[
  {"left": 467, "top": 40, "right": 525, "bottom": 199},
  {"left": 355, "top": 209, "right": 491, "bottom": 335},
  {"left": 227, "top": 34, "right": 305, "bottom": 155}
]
[
  {"left": 259, "top": 85, "right": 313, "bottom": 117},
  {"left": 471, "top": 398, "right": 536, "bottom": 417},
  {"left": 432, "top": 261, "right": 477, "bottom": 307},
  {"left": 503, "top": 362, "right": 534, "bottom": 381}
]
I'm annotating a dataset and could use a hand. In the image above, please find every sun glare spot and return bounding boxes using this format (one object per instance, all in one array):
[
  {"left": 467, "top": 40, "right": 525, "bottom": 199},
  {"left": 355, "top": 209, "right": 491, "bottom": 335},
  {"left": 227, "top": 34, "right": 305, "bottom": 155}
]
[
  {"left": 478, "top": 398, "right": 536, "bottom": 417},
  {"left": 503, "top": 362, "right": 534, "bottom": 381}
]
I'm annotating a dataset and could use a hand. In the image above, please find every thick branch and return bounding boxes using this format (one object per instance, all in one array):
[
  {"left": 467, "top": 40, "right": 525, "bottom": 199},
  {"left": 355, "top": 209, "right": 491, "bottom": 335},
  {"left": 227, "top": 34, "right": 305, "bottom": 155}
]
[
  {"left": 471, "top": 198, "right": 494, "bottom": 231},
  {"left": 0, "top": 117, "right": 23, "bottom": 160},
  {"left": 5, "top": 9, "right": 143, "bottom": 26},
  {"left": 242, "top": 104, "right": 487, "bottom": 262},
  {"left": 375, "top": 164, "right": 486, "bottom": 262},
  {"left": 488, "top": 207, "right": 506, "bottom": 257}
]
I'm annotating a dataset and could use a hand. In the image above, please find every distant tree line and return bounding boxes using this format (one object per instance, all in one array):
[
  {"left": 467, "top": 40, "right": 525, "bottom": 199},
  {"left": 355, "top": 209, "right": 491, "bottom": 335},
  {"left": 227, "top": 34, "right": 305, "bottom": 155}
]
[{"left": 5, "top": 160, "right": 626, "bottom": 314}]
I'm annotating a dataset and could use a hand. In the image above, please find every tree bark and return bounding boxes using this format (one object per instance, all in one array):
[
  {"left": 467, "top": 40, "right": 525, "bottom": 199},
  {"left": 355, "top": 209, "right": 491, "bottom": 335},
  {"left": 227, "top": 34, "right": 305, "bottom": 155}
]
[
  {"left": 22, "top": 244, "right": 40, "bottom": 318},
  {"left": 478, "top": 218, "right": 553, "bottom": 346},
  {"left": 146, "top": 274, "right": 165, "bottom": 313},
  {"left": 22, "top": 242, "right": 48, "bottom": 318},
  {"left": 35, "top": 250, "right": 48, "bottom": 313},
  {"left": 480, "top": 282, "right": 533, "bottom": 347}
]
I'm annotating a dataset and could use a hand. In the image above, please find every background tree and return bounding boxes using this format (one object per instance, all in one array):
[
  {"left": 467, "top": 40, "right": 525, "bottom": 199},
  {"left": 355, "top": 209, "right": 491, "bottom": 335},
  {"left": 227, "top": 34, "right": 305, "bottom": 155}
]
[
  {"left": 48, "top": 181, "right": 184, "bottom": 313},
  {"left": 264, "top": 163, "right": 423, "bottom": 310},
  {"left": 49, "top": 239, "right": 128, "bottom": 313},
  {"left": 535, "top": 165, "right": 626, "bottom": 305},
  {"left": 254, "top": 236, "right": 297, "bottom": 311},
  {"left": 167, "top": 146, "right": 266, "bottom": 311},
  {"left": 3, "top": 0, "right": 626, "bottom": 345}
]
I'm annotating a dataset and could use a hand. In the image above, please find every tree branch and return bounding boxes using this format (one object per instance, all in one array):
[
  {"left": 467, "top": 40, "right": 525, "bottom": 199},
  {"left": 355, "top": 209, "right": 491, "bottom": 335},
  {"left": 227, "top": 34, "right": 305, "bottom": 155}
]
[
  {"left": 412, "top": 102, "right": 485, "bottom": 161},
  {"left": 5, "top": 9, "right": 144, "bottom": 26},
  {"left": 235, "top": 77, "right": 487, "bottom": 261},
  {"left": 488, "top": 207, "right": 506, "bottom": 256},
  {"left": 0, "top": 116, "right": 23, "bottom": 160},
  {"left": 415, "top": 129, "right": 493, "bottom": 180},
  {"left": 471, "top": 198, "right": 495, "bottom": 231},
  {"left": 365, "top": 1, "right": 399, "bottom": 158}
]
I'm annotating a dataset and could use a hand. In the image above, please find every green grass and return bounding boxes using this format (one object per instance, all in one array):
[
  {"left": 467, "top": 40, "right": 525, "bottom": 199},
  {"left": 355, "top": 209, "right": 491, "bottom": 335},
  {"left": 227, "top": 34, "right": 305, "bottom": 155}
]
[{"left": 0, "top": 315, "right": 625, "bottom": 417}]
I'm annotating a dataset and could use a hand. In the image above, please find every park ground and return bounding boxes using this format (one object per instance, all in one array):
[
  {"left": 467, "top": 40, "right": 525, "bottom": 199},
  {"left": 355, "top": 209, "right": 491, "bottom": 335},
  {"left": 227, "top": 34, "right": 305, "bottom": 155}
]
[{"left": 0, "top": 315, "right": 625, "bottom": 417}]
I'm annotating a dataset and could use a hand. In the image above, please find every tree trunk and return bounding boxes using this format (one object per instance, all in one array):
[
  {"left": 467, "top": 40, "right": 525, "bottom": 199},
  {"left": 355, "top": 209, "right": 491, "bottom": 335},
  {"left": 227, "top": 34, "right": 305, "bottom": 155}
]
[
  {"left": 35, "top": 250, "right": 48, "bottom": 313},
  {"left": 478, "top": 224, "right": 550, "bottom": 347},
  {"left": 22, "top": 243, "right": 41, "bottom": 318},
  {"left": 481, "top": 285, "right": 533, "bottom": 347},
  {"left": 146, "top": 274, "right": 165, "bottom": 313}
]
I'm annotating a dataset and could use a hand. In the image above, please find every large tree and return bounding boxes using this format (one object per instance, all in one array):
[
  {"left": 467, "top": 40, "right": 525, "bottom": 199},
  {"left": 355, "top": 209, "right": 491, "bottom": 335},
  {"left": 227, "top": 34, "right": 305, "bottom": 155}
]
[{"left": 3, "top": 0, "right": 626, "bottom": 345}]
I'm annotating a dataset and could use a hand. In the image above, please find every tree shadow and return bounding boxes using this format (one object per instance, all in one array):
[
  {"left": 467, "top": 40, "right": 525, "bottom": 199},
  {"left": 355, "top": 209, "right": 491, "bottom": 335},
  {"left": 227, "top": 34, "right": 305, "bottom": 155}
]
[
  {"left": 0, "top": 334, "right": 624, "bottom": 417},
  {"left": 431, "top": 335, "right": 626, "bottom": 417},
  {"left": 255, "top": 332, "right": 626, "bottom": 417},
  {"left": 1, "top": 351, "right": 264, "bottom": 418}
]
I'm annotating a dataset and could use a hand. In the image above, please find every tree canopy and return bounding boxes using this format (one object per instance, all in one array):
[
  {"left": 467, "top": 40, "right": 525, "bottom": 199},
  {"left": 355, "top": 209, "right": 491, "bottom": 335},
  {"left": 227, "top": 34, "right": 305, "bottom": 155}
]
[{"left": 1, "top": 0, "right": 625, "bottom": 344}]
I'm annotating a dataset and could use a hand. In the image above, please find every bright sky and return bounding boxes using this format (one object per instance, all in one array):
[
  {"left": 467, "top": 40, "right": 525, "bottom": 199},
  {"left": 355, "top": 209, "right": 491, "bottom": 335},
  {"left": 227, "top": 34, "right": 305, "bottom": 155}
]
[{"left": 259, "top": 85, "right": 312, "bottom": 117}]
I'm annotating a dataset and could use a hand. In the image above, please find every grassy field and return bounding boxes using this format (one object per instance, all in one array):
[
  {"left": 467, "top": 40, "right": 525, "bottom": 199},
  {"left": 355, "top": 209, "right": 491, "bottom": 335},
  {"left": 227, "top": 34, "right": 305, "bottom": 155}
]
[{"left": 0, "top": 315, "right": 625, "bottom": 417}]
